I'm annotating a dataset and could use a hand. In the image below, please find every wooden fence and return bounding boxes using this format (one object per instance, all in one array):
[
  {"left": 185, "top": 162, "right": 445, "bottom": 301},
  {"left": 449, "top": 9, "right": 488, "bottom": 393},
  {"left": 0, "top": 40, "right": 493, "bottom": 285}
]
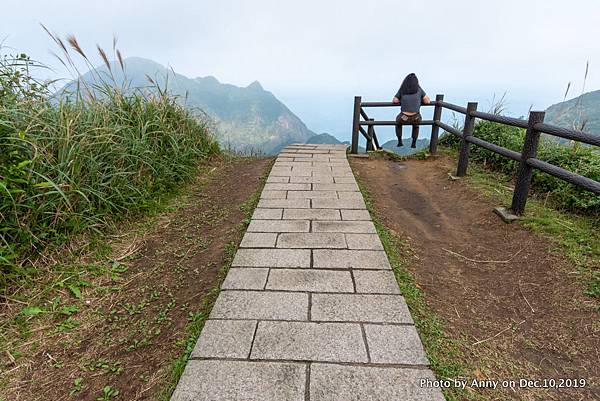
[{"left": 351, "top": 95, "right": 600, "bottom": 214}]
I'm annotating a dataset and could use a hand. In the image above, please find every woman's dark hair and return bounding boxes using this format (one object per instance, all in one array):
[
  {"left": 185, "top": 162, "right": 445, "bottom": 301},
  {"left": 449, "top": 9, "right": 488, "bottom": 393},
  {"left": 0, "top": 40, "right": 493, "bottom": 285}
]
[{"left": 400, "top": 73, "right": 419, "bottom": 95}]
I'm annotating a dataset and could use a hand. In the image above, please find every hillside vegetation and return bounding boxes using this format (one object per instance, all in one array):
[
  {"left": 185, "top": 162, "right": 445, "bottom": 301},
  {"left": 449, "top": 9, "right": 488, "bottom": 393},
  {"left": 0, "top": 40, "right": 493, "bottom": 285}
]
[
  {"left": 0, "top": 50, "right": 219, "bottom": 288},
  {"left": 439, "top": 120, "right": 600, "bottom": 215}
]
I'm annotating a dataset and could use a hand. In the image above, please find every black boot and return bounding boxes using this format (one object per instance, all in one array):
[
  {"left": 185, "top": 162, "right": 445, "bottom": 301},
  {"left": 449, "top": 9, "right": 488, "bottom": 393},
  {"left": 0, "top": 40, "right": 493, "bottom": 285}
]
[
  {"left": 411, "top": 137, "right": 417, "bottom": 148},
  {"left": 397, "top": 138, "right": 404, "bottom": 147}
]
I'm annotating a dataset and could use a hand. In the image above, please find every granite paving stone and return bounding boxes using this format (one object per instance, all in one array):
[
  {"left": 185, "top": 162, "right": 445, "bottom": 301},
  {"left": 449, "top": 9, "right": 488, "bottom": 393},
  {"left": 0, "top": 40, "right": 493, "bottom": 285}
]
[
  {"left": 251, "top": 321, "right": 368, "bottom": 363},
  {"left": 311, "top": 294, "right": 413, "bottom": 323},
  {"left": 276, "top": 233, "right": 346, "bottom": 249},
  {"left": 252, "top": 208, "right": 283, "bottom": 220},
  {"left": 266, "top": 176, "right": 290, "bottom": 183},
  {"left": 283, "top": 208, "right": 341, "bottom": 220},
  {"left": 264, "top": 183, "right": 311, "bottom": 191},
  {"left": 364, "top": 324, "right": 429, "bottom": 365},
  {"left": 190, "top": 319, "right": 257, "bottom": 358},
  {"left": 289, "top": 176, "right": 334, "bottom": 183},
  {"left": 247, "top": 219, "right": 310, "bottom": 233},
  {"left": 313, "top": 183, "right": 359, "bottom": 191},
  {"left": 311, "top": 198, "right": 366, "bottom": 209},
  {"left": 171, "top": 360, "right": 306, "bottom": 401},
  {"left": 260, "top": 190, "right": 287, "bottom": 199},
  {"left": 210, "top": 291, "right": 308, "bottom": 320},
  {"left": 287, "top": 190, "right": 338, "bottom": 199},
  {"left": 337, "top": 191, "right": 364, "bottom": 200},
  {"left": 240, "top": 232, "right": 278, "bottom": 248},
  {"left": 258, "top": 199, "right": 310, "bottom": 209},
  {"left": 345, "top": 233, "right": 384, "bottom": 250},
  {"left": 313, "top": 221, "right": 376, "bottom": 233},
  {"left": 340, "top": 209, "right": 371, "bottom": 220},
  {"left": 310, "top": 364, "right": 445, "bottom": 401},
  {"left": 221, "top": 268, "right": 269, "bottom": 290},
  {"left": 333, "top": 176, "right": 356, "bottom": 183},
  {"left": 232, "top": 248, "right": 310, "bottom": 267},
  {"left": 313, "top": 250, "right": 391, "bottom": 269},
  {"left": 266, "top": 269, "right": 354, "bottom": 292},
  {"left": 353, "top": 270, "right": 401, "bottom": 294}
]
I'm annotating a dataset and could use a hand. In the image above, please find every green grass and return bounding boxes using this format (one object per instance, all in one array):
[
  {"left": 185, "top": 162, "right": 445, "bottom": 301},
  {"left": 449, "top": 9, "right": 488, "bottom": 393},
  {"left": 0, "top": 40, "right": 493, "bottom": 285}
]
[
  {"left": 1, "top": 48, "right": 220, "bottom": 289},
  {"left": 355, "top": 175, "right": 478, "bottom": 401},
  {"left": 159, "top": 159, "right": 271, "bottom": 400}
]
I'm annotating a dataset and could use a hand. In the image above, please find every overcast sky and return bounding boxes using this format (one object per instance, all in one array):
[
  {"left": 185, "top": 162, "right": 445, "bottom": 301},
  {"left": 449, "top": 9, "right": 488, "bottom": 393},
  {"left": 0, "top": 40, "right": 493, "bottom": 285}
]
[{"left": 2, "top": 0, "right": 599, "bottom": 141}]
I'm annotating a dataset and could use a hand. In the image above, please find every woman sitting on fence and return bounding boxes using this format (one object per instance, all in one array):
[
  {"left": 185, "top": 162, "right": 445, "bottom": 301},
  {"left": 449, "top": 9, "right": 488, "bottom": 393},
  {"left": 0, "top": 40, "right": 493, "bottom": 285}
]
[{"left": 393, "top": 73, "right": 430, "bottom": 148}]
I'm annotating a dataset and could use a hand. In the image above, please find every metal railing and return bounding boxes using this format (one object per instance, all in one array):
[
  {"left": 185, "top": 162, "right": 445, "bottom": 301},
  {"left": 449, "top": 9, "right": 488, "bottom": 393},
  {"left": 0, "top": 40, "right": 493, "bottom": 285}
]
[{"left": 351, "top": 95, "right": 600, "bottom": 214}]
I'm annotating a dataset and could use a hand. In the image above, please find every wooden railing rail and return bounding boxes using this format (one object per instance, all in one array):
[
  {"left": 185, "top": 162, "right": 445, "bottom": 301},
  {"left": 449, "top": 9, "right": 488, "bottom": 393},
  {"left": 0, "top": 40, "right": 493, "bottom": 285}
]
[{"left": 350, "top": 94, "right": 600, "bottom": 214}]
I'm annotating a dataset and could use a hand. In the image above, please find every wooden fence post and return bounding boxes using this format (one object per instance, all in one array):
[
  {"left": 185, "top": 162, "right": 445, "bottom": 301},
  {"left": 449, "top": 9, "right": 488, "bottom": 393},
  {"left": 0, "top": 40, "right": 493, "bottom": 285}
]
[
  {"left": 429, "top": 94, "right": 444, "bottom": 154},
  {"left": 510, "top": 111, "right": 545, "bottom": 215},
  {"left": 351, "top": 96, "right": 362, "bottom": 154},
  {"left": 366, "top": 119, "right": 375, "bottom": 151},
  {"left": 456, "top": 102, "right": 478, "bottom": 176}
]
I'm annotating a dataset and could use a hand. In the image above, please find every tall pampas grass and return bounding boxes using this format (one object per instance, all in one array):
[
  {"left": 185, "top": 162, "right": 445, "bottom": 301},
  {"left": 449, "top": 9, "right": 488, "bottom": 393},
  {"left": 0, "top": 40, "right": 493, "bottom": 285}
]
[{"left": 0, "top": 31, "right": 220, "bottom": 288}]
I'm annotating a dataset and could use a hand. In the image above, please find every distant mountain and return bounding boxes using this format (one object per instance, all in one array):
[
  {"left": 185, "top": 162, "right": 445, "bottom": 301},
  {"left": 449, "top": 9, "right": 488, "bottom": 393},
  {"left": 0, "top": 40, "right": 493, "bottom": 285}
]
[
  {"left": 306, "top": 133, "right": 342, "bottom": 145},
  {"left": 545, "top": 90, "right": 600, "bottom": 135},
  {"left": 58, "top": 57, "right": 315, "bottom": 155},
  {"left": 380, "top": 138, "right": 429, "bottom": 156}
]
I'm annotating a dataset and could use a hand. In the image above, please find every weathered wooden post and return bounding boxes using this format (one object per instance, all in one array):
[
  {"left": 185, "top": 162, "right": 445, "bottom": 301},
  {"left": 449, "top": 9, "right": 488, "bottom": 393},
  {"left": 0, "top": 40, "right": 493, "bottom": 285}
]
[
  {"left": 429, "top": 94, "right": 444, "bottom": 154},
  {"left": 456, "top": 102, "right": 478, "bottom": 177},
  {"left": 351, "top": 96, "right": 362, "bottom": 154},
  {"left": 510, "top": 111, "right": 545, "bottom": 215},
  {"left": 366, "top": 118, "right": 375, "bottom": 151}
]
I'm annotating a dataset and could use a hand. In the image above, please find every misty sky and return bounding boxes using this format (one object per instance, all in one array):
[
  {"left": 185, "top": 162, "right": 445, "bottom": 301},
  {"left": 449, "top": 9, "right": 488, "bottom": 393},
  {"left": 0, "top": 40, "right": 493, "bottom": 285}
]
[{"left": 2, "top": 0, "right": 599, "bottom": 142}]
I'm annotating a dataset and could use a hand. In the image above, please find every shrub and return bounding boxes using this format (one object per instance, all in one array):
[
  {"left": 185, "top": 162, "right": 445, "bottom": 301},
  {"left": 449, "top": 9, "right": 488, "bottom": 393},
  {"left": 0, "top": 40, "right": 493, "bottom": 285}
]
[
  {"left": 439, "top": 120, "right": 600, "bottom": 214},
  {"left": 0, "top": 52, "right": 220, "bottom": 286}
]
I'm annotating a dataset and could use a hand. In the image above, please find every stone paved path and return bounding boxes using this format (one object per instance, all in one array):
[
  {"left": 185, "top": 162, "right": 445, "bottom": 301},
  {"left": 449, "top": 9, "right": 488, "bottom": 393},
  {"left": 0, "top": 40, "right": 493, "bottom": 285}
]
[{"left": 171, "top": 144, "right": 445, "bottom": 401}]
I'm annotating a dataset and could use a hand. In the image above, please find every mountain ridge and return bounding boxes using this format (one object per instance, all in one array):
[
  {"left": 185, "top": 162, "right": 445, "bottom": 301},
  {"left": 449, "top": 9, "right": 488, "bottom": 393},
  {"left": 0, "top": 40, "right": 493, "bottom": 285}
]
[
  {"left": 58, "top": 57, "right": 317, "bottom": 154},
  {"left": 545, "top": 89, "right": 600, "bottom": 135}
]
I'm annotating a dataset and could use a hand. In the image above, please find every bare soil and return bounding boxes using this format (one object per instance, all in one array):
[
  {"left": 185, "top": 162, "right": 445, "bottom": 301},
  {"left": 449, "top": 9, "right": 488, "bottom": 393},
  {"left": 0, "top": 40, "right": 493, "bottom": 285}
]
[
  {"left": 1, "top": 157, "right": 272, "bottom": 401},
  {"left": 351, "top": 154, "right": 599, "bottom": 401}
]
